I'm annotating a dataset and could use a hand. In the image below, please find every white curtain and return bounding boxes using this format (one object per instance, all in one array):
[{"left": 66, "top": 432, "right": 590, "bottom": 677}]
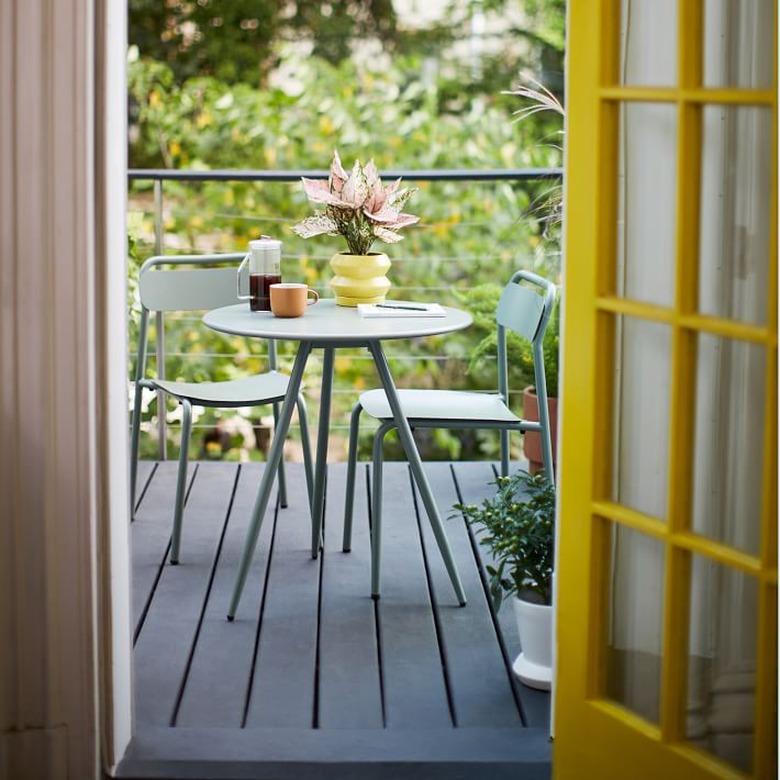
[{"left": 0, "top": 1, "right": 130, "bottom": 777}]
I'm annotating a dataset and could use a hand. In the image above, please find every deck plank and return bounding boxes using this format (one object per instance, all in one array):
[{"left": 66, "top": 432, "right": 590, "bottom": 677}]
[
  {"left": 374, "top": 462, "right": 452, "bottom": 728},
  {"left": 449, "top": 461, "right": 519, "bottom": 657},
  {"left": 132, "top": 459, "right": 157, "bottom": 515},
  {"left": 421, "top": 461, "right": 523, "bottom": 727},
  {"left": 119, "top": 725, "right": 552, "bottom": 780},
  {"left": 131, "top": 461, "right": 196, "bottom": 634},
  {"left": 174, "top": 462, "right": 280, "bottom": 728},
  {"left": 132, "top": 462, "right": 238, "bottom": 726},
  {"left": 450, "top": 461, "right": 552, "bottom": 730},
  {"left": 318, "top": 462, "right": 383, "bottom": 728},
  {"left": 129, "top": 459, "right": 551, "bottom": 774},
  {"left": 243, "top": 463, "right": 321, "bottom": 728}
]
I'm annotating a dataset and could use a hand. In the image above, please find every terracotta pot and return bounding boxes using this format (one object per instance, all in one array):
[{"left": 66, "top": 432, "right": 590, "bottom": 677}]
[
  {"left": 329, "top": 252, "right": 391, "bottom": 306},
  {"left": 512, "top": 595, "right": 553, "bottom": 690},
  {"left": 522, "top": 386, "right": 558, "bottom": 476}
]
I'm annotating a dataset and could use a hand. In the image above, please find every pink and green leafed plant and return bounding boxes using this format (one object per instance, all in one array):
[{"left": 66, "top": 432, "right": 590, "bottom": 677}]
[{"left": 292, "top": 150, "right": 419, "bottom": 256}]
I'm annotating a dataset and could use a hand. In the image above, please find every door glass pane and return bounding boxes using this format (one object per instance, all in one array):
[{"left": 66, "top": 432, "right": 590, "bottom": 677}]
[
  {"left": 617, "top": 103, "right": 677, "bottom": 307},
  {"left": 699, "top": 106, "right": 773, "bottom": 326},
  {"left": 692, "top": 334, "right": 765, "bottom": 555},
  {"left": 619, "top": 0, "right": 678, "bottom": 86},
  {"left": 612, "top": 317, "right": 672, "bottom": 519},
  {"left": 704, "top": 0, "right": 776, "bottom": 88},
  {"left": 606, "top": 524, "right": 665, "bottom": 724},
  {"left": 687, "top": 555, "right": 758, "bottom": 773}
]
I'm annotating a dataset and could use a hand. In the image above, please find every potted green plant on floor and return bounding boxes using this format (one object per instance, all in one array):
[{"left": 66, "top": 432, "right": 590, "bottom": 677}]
[{"left": 454, "top": 470, "right": 555, "bottom": 690}]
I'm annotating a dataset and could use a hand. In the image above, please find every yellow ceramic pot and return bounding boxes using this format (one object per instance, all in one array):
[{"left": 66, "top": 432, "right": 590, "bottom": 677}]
[{"left": 329, "top": 252, "right": 391, "bottom": 306}]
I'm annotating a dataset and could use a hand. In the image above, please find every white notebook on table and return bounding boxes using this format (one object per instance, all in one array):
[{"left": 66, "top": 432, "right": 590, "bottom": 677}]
[{"left": 357, "top": 302, "right": 446, "bottom": 318}]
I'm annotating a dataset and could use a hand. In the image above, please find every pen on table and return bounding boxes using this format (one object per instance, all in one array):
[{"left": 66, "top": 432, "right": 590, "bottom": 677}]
[{"left": 376, "top": 303, "right": 428, "bottom": 311}]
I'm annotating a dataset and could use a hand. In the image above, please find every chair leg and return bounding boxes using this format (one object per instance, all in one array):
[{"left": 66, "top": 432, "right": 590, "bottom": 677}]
[
  {"left": 296, "top": 394, "right": 314, "bottom": 510},
  {"left": 342, "top": 402, "right": 364, "bottom": 552},
  {"left": 500, "top": 429, "right": 510, "bottom": 477},
  {"left": 170, "top": 399, "right": 192, "bottom": 565},
  {"left": 271, "top": 401, "right": 288, "bottom": 508},
  {"left": 129, "top": 381, "right": 145, "bottom": 517},
  {"left": 370, "top": 421, "right": 394, "bottom": 599},
  {"left": 367, "top": 342, "right": 466, "bottom": 606}
]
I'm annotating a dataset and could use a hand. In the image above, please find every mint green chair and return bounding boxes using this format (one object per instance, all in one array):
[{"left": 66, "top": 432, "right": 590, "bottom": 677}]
[
  {"left": 130, "top": 253, "right": 314, "bottom": 564},
  {"left": 343, "top": 269, "right": 557, "bottom": 598}
]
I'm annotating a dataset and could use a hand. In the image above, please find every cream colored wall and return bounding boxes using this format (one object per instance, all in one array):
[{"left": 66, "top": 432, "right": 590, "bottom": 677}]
[{"left": 0, "top": 1, "right": 130, "bottom": 778}]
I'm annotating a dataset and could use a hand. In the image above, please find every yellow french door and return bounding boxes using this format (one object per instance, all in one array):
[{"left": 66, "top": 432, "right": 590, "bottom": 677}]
[{"left": 554, "top": 1, "right": 777, "bottom": 778}]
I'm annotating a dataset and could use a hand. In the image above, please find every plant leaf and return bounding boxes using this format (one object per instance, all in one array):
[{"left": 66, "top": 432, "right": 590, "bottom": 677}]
[
  {"left": 341, "top": 159, "right": 369, "bottom": 208},
  {"left": 373, "top": 226, "right": 404, "bottom": 243},
  {"left": 291, "top": 214, "right": 338, "bottom": 239}
]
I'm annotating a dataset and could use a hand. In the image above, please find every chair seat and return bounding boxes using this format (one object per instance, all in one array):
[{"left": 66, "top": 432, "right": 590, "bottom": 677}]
[
  {"left": 152, "top": 371, "right": 290, "bottom": 408},
  {"left": 359, "top": 388, "right": 520, "bottom": 423}
]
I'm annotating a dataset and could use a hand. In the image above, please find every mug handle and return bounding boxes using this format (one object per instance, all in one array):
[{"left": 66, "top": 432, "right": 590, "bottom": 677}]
[
  {"left": 307, "top": 289, "right": 320, "bottom": 305},
  {"left": 236, "top": 253, "right": 251, "bottom": 300}
]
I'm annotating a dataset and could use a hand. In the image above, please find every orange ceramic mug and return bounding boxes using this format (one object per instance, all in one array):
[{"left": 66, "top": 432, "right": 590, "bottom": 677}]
[{"left": 269, "top": 283, "right": 320, "bottom": 317}]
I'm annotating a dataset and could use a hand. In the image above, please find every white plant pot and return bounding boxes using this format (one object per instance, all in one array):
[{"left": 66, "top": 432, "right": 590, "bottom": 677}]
[{"left": 512, "top": 595, "right": 553, "bottom": 690}]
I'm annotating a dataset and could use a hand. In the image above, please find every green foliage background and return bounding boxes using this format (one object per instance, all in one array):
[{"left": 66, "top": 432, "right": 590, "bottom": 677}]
[{"left": 127, "top": 4, "right": 564, "bottom": 463}]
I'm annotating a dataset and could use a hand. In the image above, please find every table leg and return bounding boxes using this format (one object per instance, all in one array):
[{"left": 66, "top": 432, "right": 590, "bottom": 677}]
[
  {"left": 367, "top": 342, "right": 467, "bottom": 606},
  {"left": 227, "top": 342, "right": 312, "bottom": 620},
  {"left": 310, "top": 346, "right": 335, "bottom": 559}
]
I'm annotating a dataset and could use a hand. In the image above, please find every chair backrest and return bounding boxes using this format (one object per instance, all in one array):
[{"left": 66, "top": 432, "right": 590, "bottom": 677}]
[
  {"left": 138, "top": 253, "right": 247, "bottom": 313},
  {"left": 496, "top": 269, "right": 556, "bottom": 345},
  {"left": 494, "top": 268, "right": 557, "bottom": 405},
  {"left": 132, "top": 252, "right": 275, "bottom": 385},
  {"left": 495, "top": 269, "right": 558, "bottom": 484}
]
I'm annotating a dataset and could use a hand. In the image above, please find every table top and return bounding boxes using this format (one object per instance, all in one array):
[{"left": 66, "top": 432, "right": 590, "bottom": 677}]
[{"left": 203, "top": 299, "right": 473, "bottom": 344}]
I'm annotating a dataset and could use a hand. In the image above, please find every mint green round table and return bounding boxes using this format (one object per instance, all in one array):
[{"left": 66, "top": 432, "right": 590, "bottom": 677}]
[{"left": 203, "top": 299, "right": 473, "bottom": 620}]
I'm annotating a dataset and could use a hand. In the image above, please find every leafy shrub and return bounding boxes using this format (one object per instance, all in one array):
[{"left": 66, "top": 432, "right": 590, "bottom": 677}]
[{"left": 454, "top": 471, "right": 555, "bottom": 607}]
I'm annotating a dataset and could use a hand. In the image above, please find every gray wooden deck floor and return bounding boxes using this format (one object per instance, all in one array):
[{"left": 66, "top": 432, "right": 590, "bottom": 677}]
[{"left": 118, "top": 459, "right": 551, "bottom": 780}]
